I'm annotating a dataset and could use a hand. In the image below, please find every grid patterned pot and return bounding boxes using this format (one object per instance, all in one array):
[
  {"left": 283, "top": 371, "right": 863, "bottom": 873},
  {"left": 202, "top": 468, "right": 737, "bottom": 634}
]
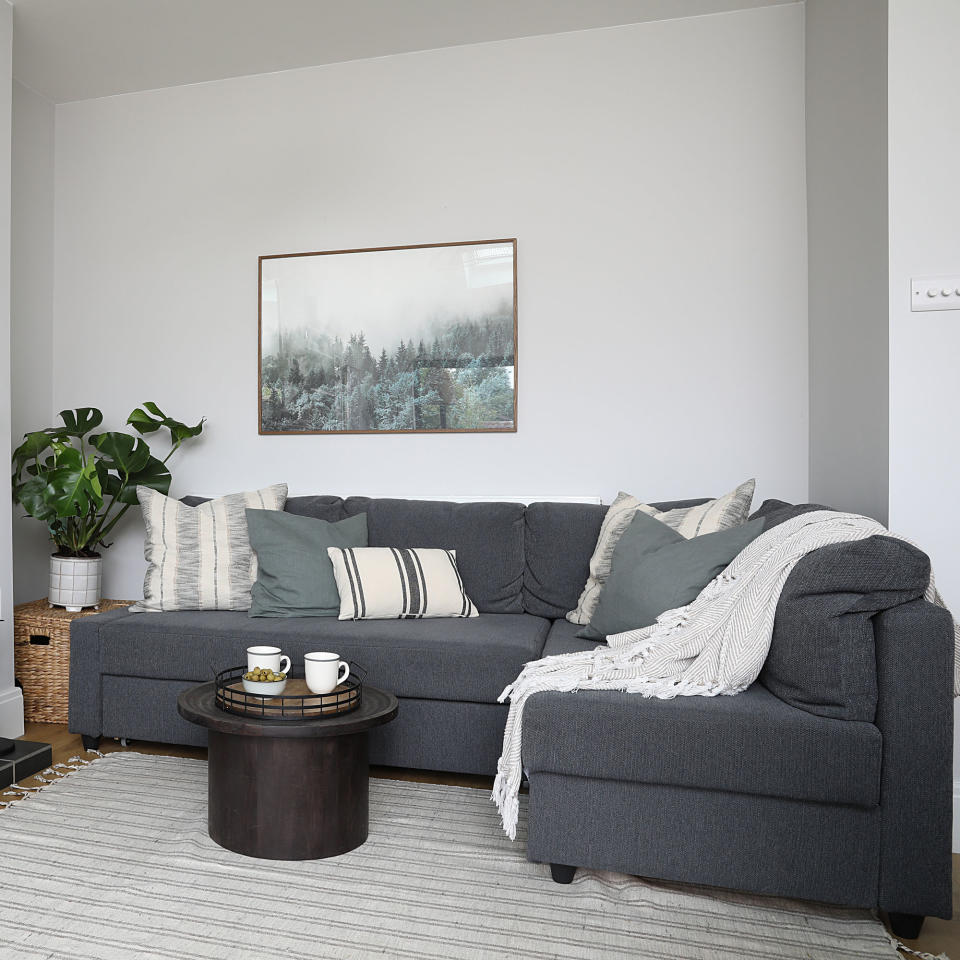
[{"left": 48, "top": 555, "right": 102, "bottom": 612}]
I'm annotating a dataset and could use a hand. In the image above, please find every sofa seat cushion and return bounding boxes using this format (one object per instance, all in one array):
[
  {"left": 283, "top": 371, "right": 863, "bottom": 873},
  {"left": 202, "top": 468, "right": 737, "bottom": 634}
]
[
  {"left": 98, "top": 610, "right": 549, "bottom": 704},
  {"left": 542, "top": 619, "right": 605, "bottom": 658},
  {"left": 522, "top": 683, "right": 881, "bottom": 808}
]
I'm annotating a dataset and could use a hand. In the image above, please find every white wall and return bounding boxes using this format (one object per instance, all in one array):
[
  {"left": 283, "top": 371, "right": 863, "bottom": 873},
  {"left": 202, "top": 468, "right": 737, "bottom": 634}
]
[
  {"left": 887, "top": 0, "right": 960, "bottom": 838},
  {"left": 11, "top": 80, "right": 55, "bottom": 604},
  {"left": 0, "top": 1, "right": 24, "bottom": 738},
  {"left": 39, "top": 5, "right": 808, "bottom": 602},
  {"left": 805, "top": 0, "right": 888, "bottom": 523}
]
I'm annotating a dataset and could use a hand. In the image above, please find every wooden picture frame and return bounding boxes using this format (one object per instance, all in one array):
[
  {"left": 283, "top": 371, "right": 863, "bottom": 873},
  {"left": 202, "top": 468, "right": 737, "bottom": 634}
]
[{"left": 258, "top": 238, "right": 518, "bottom": 435}]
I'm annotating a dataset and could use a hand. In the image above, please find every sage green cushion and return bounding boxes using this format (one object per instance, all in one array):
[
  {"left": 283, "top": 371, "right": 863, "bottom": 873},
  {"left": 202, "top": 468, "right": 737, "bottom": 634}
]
[
  {"left": 247, "top": 509, "right": 368, "bottom": 618},
  {"left": 579, "top": 512, "right": 765, "bottom": 639}
]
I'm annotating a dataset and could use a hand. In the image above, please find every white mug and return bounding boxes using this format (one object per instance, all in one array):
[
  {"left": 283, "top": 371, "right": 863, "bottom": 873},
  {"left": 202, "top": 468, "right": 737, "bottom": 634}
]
[
  {"left": 304, "top": 652, "right": 350, "bottom": 695},
  {"left": 247, "top": 645, "right": 291, "bottom": 676}
]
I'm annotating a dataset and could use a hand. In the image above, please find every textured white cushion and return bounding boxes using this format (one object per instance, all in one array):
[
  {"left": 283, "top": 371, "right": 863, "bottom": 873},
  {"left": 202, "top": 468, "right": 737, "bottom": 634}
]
[
  {"left": 327, "top": 547, "right": 478, "bottom": 620},
  {"left": 134, "top": 483, "right": 287, "bottom": 612},
  {"left": 566, "top": 479, "right": 756, "bottom": 625}
]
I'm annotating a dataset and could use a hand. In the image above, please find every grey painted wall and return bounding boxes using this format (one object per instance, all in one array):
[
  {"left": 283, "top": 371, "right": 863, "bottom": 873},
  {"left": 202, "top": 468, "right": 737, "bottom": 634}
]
[
  {"left": 805, "top": 0, "right": 889, "bottom": 522},
  {"left": 35, "top": 8, "right": 809, "bottom": 602},
  {"left": 11, "top": 81, "right": 55, "bottom": 604},
  {"left": 887, "top": 0, "right": 960, "bottom": 841}
]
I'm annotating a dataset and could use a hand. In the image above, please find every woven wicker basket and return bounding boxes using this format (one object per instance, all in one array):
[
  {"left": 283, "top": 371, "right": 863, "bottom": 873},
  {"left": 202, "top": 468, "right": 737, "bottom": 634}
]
[{"left": 13, "top": 598, "right": 131, "bottom": 723}]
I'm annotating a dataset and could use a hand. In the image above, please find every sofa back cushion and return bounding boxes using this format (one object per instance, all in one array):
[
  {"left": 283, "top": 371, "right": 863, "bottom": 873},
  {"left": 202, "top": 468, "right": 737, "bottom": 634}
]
[
  {"left": 182, "top": 493, "right": 346, "bottom": 522},
  {"left": 522, "top": 498, "right": 710, "bottom": 618},
  {"left": 342, "top": 497, "right": 525, "bottom": 614},
  {"left": 758, "top": 504, "right": 931, "bottom": 721},
  {"left": 284, "top": 495, "right": 346, "bottom": 522}
]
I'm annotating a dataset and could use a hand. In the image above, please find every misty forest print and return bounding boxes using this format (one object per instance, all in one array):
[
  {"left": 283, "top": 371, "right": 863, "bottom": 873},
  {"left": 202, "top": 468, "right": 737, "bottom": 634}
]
[{"left": 259, "top": 240, "right": 517, "bottom": 434}]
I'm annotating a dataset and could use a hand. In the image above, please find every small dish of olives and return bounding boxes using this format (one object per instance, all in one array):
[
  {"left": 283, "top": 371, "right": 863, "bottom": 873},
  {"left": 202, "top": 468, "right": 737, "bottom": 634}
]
[{"left": 241, "top": 667, "right": 288, "bottom": 697}]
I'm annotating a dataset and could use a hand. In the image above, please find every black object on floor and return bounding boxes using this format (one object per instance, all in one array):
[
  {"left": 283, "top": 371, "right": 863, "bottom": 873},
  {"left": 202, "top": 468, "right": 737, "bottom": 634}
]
[
  {"left": 0, "top": 737, "right": 15, "bottom": 755},
  {"left": 0, "top": 740, "right": 53, "bottom": 789},
  {"left": 888, "top": 912, "right": 924, "bottom": 939},
  {"left": 550, "top": 863, "right": 577, "bottom": 884},
  {"left": 81, "top": 735, "right": 101, "bottom": 752}
]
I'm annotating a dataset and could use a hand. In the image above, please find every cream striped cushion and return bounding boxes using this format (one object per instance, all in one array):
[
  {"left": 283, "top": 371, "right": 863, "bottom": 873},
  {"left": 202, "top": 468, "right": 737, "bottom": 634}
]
[
  {"left": 566, "top": 479, "right": 756, "bottom": 625},
  {"left": 134, "top": 483, "right": 287, "bottom": 612},
  {"left": 327, "top": 547, "right": 478, "bottom": 620}
]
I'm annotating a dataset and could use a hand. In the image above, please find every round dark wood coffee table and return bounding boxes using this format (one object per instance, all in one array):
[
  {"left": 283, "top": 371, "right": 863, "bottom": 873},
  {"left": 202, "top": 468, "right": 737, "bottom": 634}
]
[{"left": 177, "top": 682, "right": 398, "bottom": 860}]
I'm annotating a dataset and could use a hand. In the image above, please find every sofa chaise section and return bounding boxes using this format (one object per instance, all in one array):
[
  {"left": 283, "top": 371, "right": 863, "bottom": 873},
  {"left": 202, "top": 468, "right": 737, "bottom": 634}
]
[{"left": 521, "top": 559, "right": 954, "bottom": 931}]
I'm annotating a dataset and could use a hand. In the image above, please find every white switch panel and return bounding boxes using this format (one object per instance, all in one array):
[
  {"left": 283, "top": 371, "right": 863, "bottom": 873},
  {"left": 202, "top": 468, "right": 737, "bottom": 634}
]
[{"left": 911, "top": 277, "right": 960, "bottom": 311}]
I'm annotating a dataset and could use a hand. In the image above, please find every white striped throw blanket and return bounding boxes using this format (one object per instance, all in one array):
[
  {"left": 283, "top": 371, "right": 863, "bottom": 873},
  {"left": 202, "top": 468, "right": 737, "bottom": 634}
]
[{"left": 493, "top": 510, "right": 960, "bottom": 839}]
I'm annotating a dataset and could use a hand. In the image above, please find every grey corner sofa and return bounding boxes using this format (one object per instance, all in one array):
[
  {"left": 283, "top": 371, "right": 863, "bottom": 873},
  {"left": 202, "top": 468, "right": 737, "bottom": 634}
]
[{"left": 68, "top": 494, "right": 954, "bottom": 938}]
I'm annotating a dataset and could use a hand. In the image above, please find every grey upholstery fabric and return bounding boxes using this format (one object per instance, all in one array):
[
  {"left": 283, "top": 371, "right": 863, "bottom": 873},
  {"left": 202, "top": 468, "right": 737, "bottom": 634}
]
[
  {"left": 761, "top": 535, "right": 930, "bottom": 721},
  {"left": 98, "top": 676, "right": 509, "bottom": 775},
  {"left": 367, "top": 698, "right": 508, "bottom": 775},
  {"left": 542, "top": 619, "right": 604, "bottom": 658},
  {"left": 874, "top": 600, "right": 954, "bottom": 919},
  {"left": 522, "top": 502, "right": 606, "bottom": 618},
  {"left": 182, "top": 493, "right": 346, "bottom": 522},
  {"left": 525, "top": 774, "right": 880, "bottom": 909},
  {"left": 68, "top": 606, "right": 135, "bottom": 737},
  {"left": 523, "top": 684, "right": 880, "bottom": 807},
  {"left": 284, "top": 495, "right": 347, "bottom": 522},
  {"left": 343, "top": 498, "right": 524, "bottom": 614},
  {"left": 102, "top": 676, "right": 207, "bottom": 746},
  {"left": 95, "top": 609, "right": 548, "bottom": 704},
  {"left": 522, "top": 498, "right": 711, "bottom": 618},
  {"left": 750, "top": 498, "right": 832, "bottom": 528}
]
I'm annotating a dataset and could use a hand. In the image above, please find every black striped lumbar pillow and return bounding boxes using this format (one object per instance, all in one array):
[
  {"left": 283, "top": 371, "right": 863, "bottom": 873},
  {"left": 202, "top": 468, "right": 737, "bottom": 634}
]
[{"left": 326, "top": 547, "right": 478, "bottom": 620}]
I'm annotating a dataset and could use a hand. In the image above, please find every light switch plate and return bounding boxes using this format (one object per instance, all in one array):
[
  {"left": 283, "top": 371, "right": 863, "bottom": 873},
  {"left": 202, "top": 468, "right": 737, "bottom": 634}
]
[{"left": 911, "top": 277, "right": 960, "bottom": 311}]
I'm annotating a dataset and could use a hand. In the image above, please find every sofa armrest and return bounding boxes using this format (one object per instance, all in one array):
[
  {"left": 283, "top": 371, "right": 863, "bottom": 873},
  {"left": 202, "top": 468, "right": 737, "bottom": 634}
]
[
  {"left": 68, "top": 607, "right": 135, "bottom": 737},
  {"left": 874, "top": 598, "right": 953, "bottom": 919},
  {"left": 761, "top": 536, "right": 931, "bottom": 721}
]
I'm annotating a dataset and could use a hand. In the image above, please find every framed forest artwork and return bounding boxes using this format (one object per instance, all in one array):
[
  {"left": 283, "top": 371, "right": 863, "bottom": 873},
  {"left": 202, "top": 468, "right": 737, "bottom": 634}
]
[{"left": 259, "top": 239, "right": 517, "bottom": 435}]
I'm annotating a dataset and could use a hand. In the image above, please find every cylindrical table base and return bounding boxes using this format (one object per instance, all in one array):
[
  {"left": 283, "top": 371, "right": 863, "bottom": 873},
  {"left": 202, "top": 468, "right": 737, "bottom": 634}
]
[{"left": 207, "top": 729, "right": 369, "bottom": 860}]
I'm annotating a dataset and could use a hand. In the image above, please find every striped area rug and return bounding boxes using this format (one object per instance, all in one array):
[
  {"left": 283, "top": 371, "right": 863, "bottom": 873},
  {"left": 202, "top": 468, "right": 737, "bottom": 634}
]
[{"left": 0, "top": 753, "right": 900, "bottom": 960}]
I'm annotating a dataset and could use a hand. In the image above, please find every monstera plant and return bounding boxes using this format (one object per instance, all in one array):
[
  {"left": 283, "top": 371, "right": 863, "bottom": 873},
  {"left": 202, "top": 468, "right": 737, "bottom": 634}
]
[{"left": 11, "top": 403, "right": 204, "bottom": 610}]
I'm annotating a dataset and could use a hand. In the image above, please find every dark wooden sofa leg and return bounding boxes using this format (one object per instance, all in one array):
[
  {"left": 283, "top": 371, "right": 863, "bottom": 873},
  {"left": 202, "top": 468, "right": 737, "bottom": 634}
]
[
  {"left": 888, "top": 913, "right": 924, "bottom": 939},
  {"left": 81, "top": 735, "right": 101, "bottom": 751},
  {"left": 550, "top": 863, "right": 577, "bottom": 884}
]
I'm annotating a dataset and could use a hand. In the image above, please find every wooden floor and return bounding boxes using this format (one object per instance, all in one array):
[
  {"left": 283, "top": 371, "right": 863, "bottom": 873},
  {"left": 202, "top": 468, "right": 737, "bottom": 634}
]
[{"left": 8, "top": 722, "right": 960, "bottom": 958}]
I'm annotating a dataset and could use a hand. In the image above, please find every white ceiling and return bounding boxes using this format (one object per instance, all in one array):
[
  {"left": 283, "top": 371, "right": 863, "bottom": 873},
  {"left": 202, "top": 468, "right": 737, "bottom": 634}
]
[{"left": 11, "top": 0, "right": 796, "bottom": 104}]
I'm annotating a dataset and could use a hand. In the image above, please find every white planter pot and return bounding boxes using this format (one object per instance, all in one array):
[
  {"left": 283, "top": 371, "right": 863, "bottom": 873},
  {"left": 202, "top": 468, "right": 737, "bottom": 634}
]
[{"left": 49, "top": 555, "right": 102, "bottom": 612}]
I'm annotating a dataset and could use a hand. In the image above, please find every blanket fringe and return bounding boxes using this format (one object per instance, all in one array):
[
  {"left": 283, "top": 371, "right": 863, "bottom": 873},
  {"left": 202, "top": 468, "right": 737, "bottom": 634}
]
[{"left": 890, "top": 935, "right": 949, "bottom": 960}]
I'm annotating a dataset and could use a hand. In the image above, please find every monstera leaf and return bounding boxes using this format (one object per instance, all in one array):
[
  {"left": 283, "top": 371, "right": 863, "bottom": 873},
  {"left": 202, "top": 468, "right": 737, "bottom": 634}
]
[
  {"left": 12, "top": 430, "right": 69, "bottom": 483},
  {"left": 15, "top": 476, "right": 60, "bottom": 523},
  {"left": 118, "top": 456, "right": 172, "bottom": 504},
  {"left": 58, "top": 407, "right": 104, "bottom": 439},
  {"left": 128, "top": 402, "right": 205, "bottom": 448},
  {"left": 89, "top": 432, "right": 152, "bottom": 477},
  {"left": 18, "top": 446, "right": 102, "bottom": 520}
]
